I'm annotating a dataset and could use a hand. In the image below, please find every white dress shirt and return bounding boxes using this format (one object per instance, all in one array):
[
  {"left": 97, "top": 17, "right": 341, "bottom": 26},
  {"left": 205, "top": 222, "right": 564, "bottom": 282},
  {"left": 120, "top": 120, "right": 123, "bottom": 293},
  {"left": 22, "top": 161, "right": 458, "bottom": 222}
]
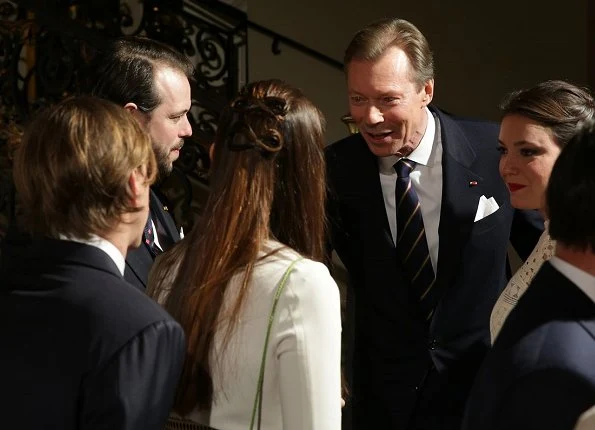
[
  {"left": 59, "top": 234, "right": 126, "bottom": 276},
  {"left": 378, "top": 108, "right": 443, "bottom": 272},
  {"left": 550, "top": 256, "right": 595, "bottom": 304},
  {"left": 150, "top": 218, "right": 163, "bottom": 251}
]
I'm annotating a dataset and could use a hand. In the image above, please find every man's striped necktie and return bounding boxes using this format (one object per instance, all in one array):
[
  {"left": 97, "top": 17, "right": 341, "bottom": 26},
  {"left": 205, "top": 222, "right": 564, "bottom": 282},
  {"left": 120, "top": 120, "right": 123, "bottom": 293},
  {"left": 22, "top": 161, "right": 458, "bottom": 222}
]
[{"left": 394, "top": 159, "right": 437, "bottom": 322}]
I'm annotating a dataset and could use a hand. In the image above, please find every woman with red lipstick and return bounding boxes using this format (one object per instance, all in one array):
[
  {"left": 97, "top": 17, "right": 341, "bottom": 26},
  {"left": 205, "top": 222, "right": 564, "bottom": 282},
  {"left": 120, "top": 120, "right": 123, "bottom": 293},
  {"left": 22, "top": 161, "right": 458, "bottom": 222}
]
[{"left": 490, "top": 80, "right": 595, "bottom": 342}]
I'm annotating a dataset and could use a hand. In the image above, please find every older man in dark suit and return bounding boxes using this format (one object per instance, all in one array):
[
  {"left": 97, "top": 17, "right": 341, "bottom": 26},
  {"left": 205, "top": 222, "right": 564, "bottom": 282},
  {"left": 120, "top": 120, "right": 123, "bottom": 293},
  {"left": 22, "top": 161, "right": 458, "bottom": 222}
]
[
  {"left": 0, "top": 97, "right": 185, "bottom": 429},
  {"left": 326, "top": 18, "right": 543, "bottom": 430},
  {"left": 462, "top": 119, "right": 595, "bottom": 430},
  {"left": 88, "top": 36, "right": 194, "bottom": 290}
]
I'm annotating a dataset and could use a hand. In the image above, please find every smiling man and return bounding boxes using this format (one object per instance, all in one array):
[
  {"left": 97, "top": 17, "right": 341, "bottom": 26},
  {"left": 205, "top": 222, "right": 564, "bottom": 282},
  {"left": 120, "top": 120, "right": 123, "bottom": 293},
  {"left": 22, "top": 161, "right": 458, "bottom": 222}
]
[
  {"left": 89, "top": 36, "right": 194, "bottom": 291},
  {"left": 326, "top": 18, "right": 544, "bottom": 430}
]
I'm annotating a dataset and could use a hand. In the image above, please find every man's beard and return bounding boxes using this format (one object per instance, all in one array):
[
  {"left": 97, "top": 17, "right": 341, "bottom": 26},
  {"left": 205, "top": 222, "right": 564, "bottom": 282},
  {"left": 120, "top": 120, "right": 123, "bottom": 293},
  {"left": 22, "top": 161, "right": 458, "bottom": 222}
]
[{"left": 153, "top": 140, "right": 183, "bottom": 183}]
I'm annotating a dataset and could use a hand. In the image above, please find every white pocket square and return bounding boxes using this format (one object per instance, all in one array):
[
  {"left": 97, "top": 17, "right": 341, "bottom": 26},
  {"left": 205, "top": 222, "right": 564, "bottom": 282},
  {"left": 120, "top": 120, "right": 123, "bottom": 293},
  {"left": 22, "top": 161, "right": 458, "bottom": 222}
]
[{"left": 474, "top": 195, "right": 499, "bottom": 222}]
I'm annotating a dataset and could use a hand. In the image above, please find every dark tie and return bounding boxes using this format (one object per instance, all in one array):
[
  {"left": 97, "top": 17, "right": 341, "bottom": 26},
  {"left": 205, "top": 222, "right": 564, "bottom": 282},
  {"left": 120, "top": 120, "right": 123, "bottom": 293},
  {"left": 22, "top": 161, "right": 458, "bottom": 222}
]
[
  {"left": 394, "top": 159, "right": 437, "bottom": 321},
  {"left": 143, "top": 216, "right": 162, "bottom": 257}
]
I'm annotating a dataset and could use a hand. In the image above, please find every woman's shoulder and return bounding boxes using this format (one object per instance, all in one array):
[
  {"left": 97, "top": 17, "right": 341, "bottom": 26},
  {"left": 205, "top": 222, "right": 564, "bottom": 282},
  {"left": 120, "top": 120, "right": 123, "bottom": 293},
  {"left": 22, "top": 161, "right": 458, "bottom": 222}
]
[
  {"left": 260, "top": 241, "right": 333, "bottom": 280},
  {"left": 256, "top": 241, "right": 338, "bottom": 302}
]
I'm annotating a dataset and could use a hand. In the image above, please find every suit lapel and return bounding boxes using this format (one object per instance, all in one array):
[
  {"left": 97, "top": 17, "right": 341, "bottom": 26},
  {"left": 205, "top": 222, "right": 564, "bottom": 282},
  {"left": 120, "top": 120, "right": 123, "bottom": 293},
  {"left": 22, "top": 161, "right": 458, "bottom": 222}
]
[
  {"left": 433, "top": 109, "right": 486, "bottom": 303},
  {"left": 124, "top": 190, "right": 180, "bottom": 290},
  {"left": 580, "top": 318, "right": 595, "bottom": 341},
  {"left": 124, "top": 244, "right": 153, "bottom": 288},
  {"left": 149, "top": 189, "right": 181, "bottom": 244},
  {"left": 355, "top": 136, "right": 394, "bottom": 252}
]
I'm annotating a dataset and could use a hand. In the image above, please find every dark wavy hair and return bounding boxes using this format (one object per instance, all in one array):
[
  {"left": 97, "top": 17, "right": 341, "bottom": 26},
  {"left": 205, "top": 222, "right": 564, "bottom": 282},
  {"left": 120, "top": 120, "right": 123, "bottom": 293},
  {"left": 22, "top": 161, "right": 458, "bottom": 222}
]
[
  {"left": 500, "top": 80, "right": 595, "bottom": 148},
  {"left": 148, "top": 79, "right": 327, "bottom": 413}
]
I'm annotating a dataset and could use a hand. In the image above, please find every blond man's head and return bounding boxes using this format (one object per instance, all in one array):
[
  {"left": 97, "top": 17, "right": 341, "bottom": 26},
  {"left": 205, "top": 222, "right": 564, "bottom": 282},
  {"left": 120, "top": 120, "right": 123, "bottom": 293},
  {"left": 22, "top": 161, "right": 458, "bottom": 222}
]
[{"left": 13, "top": 96, "right": 157, "bottom": 240}]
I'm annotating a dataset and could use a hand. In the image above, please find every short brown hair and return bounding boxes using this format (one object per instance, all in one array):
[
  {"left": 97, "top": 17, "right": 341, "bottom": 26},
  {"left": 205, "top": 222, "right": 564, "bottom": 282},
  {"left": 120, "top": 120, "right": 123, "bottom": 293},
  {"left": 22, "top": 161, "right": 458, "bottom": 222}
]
[
  {"left": 500, "top": 80, "right": 595, "bottom": 149},
  {"left": 344, "top": 18, "right": 434, "bottom": 88},
  {"left": 13, "top": 96, "right": 157, "bottom": 239}
]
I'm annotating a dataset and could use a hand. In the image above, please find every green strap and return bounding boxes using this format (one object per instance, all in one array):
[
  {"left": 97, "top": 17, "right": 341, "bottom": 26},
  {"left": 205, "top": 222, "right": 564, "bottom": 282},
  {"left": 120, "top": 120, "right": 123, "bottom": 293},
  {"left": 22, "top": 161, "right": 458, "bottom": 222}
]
[{"left": 249, "top": 257, "right": 304, "bottom": 430}]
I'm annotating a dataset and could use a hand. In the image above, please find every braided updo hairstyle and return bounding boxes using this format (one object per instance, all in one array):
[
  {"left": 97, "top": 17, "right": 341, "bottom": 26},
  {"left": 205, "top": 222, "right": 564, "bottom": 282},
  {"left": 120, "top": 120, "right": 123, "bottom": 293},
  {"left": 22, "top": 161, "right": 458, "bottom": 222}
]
[{"left": 149, "top": 79, "right": 327, "bottom": 412}]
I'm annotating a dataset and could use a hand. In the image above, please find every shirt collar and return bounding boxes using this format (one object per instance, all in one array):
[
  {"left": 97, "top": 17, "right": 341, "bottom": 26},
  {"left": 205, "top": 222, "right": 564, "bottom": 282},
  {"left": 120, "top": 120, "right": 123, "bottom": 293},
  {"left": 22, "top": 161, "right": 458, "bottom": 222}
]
[
  {"left": 378, "top": 107, "right": 435, "bottom": 173},
  {"left": 549, "top": 256, "right": 595, "bottom": 304},
  {"left": 58, "top": 234, "right": 126, "bottom": 276}
]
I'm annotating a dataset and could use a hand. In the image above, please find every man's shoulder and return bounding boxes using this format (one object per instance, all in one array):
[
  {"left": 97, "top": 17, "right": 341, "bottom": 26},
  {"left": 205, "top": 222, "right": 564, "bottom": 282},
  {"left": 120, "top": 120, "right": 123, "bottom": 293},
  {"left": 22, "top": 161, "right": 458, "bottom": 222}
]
[
  {"left": 20, "top": 240, "right": 175, "bottom": 328},
  {"left": 325, "top": 133, "right": 375, "bottom": 187},
  {"left": 59, "top": 266, "right": 181, "bottom": 357},
  {"left": 326, "top": 132, "right": 368, "bottom": 157},
  {"left": 497, "top": 267, "right": 595, "bottom": 370},
  {"left": 431, "top": 105, "right": 498, "bottom": 129},
  {"left": 431, "top": 106, "right": 499, "bottom": 145},
  {"left": 80, "top": 270, "right": 175, "bottom": 326}
]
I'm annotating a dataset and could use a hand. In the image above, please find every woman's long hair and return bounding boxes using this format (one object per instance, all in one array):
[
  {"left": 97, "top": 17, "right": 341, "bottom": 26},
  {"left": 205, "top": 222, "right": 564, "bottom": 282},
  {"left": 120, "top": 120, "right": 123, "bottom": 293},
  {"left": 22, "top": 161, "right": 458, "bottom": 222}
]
[{"left": 148, "top": 79, "right": 327, "bottom": 414}]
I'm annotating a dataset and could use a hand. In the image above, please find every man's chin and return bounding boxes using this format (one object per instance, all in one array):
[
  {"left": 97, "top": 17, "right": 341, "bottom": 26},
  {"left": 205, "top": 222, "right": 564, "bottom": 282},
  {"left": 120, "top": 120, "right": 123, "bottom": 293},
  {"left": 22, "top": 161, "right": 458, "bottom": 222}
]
[
  {"left": 364, "top": 139, "right": 408, "bottom": 158},
  {"left": 154, "top": 163, "right": 174, "bottom": 185}
]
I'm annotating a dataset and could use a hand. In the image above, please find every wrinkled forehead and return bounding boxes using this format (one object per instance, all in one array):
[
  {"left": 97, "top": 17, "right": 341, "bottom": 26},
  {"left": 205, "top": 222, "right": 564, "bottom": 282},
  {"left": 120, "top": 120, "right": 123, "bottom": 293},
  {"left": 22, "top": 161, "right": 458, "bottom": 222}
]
[{"left": 346, "top": 50, "right": 420, "bottom": 95}]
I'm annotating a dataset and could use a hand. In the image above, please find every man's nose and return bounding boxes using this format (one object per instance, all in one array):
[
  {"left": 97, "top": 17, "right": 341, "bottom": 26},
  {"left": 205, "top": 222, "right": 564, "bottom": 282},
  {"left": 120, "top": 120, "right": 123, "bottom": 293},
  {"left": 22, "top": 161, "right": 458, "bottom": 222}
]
[
  {"left": 363, "top": 104, "right": 383, "bottom": 126},
  {"left": 180, "top": 114, "right": 192, "bottom": 137}
]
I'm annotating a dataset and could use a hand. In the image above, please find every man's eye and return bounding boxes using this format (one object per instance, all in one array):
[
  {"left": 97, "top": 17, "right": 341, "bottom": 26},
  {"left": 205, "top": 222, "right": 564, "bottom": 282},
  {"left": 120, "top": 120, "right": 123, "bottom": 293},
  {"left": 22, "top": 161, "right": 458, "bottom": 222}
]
[
  {"left": 383, "top": 97, "right": 399, "bottom": 104},
  {"left": 349, "top": 96, "right": 365, "bottom": 104},
  {"left": 496, "top": 146, "right": 507, "bottom": 155}
]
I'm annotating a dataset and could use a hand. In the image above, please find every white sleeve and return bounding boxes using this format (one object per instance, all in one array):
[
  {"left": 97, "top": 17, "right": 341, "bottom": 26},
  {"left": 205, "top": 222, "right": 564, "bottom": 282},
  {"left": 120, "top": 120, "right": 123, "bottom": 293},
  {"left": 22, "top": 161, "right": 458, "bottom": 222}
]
[{"left": 275, "top": 260, "right": 342, "bottom": 430}]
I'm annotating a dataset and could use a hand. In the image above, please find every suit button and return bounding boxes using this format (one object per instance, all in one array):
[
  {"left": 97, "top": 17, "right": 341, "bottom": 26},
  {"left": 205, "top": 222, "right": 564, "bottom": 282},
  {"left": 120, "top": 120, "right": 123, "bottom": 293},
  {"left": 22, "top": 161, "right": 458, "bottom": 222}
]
[{"left": 429, "top": 339, "right": 439, "bottom": 350}]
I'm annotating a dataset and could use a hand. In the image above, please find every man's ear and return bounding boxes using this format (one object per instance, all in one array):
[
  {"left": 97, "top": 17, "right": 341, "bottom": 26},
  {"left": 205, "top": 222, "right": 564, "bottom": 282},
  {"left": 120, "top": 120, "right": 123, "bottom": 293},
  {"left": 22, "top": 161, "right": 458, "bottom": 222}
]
[
  {"left": 209, "top": 142, "right": 215, "bottom": 161},
  {"left": 124, "top": 102, "right": 148, "bottom": 126},
  {"left": 127, "top": 168, "right": 147, "bottom": 208},
  {"left": 124, "top": 102, "right": 138, "bottom": 112},
  {"left": 423, "top": 79, "right": 435, "bottom": 106},
  {"left": 127, "top": 170, "right": 140, "bottom": 207}
]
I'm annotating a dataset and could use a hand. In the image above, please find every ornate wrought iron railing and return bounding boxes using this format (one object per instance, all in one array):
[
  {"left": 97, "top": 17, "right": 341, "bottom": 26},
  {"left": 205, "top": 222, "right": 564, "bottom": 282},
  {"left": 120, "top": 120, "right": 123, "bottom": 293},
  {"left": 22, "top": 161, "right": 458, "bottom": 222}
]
[
  {"left": 0, "top": 0, "right": 249, "bottom": 238},
  {"left": 0, "top": 0, "right": 348, "bottom": 240}
]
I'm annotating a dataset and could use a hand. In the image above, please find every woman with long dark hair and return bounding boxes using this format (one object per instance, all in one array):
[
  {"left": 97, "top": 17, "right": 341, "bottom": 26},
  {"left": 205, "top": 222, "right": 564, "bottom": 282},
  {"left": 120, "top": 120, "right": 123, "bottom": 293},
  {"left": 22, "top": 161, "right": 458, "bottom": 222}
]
[{"left": 149, "top": 79, "right": 342, "bottom": 430}]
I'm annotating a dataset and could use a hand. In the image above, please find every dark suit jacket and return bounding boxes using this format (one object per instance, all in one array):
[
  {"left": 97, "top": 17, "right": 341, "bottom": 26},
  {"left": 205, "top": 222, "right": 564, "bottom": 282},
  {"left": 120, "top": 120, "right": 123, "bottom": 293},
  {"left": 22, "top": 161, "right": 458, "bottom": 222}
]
[
  {"left": 0, "top": 235, "right": 186, "bottom": 430},
  {"left": 462, "top": 262, "right": 595, "bottom": 430},
  {"left": 326, "top": 106, "right": 543, "bottom": 429},
  {"left": 125, "top": 188, "right": 181, "bottom": 290}
]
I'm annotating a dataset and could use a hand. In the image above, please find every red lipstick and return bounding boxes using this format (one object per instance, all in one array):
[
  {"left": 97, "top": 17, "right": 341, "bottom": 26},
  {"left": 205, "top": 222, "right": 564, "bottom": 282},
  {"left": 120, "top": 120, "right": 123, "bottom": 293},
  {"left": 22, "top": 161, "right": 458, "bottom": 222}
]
[{"left": 507, "top": 183, "right": 526, "bottom": 192}]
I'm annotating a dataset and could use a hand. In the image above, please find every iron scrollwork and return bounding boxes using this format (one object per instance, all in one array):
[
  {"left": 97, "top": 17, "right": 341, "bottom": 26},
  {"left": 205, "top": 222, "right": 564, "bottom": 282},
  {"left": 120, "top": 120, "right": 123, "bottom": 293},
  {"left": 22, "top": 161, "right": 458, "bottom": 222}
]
[
  {"left": 0, "top": 0, "right": 22, "bottom": 240},
  {"left": 0, "top": 0, "right": 248, "bottom": 238}
]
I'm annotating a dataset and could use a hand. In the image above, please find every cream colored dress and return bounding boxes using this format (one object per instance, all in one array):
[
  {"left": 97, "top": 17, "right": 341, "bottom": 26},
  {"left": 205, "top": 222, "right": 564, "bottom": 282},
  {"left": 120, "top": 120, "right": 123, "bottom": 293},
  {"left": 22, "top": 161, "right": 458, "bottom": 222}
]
[
  {"left": 159, "top": 240, "right": 342, "bottom": 430},
  {"left": 489, "top": 222, "right": 555, "bottom": 343}
]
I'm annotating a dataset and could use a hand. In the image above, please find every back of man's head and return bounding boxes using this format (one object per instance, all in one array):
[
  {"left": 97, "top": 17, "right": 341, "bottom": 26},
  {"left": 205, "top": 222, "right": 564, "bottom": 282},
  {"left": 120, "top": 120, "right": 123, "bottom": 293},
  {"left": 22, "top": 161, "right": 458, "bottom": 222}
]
[
  {"left": 13, "top": 96, "right": 157, "bottom": 240},
  {"left": 88, "top": 36, "right": 194, "bottom": 113},
  {"left": 547, "top": 118, "right": 595, "bottom": 251}
]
